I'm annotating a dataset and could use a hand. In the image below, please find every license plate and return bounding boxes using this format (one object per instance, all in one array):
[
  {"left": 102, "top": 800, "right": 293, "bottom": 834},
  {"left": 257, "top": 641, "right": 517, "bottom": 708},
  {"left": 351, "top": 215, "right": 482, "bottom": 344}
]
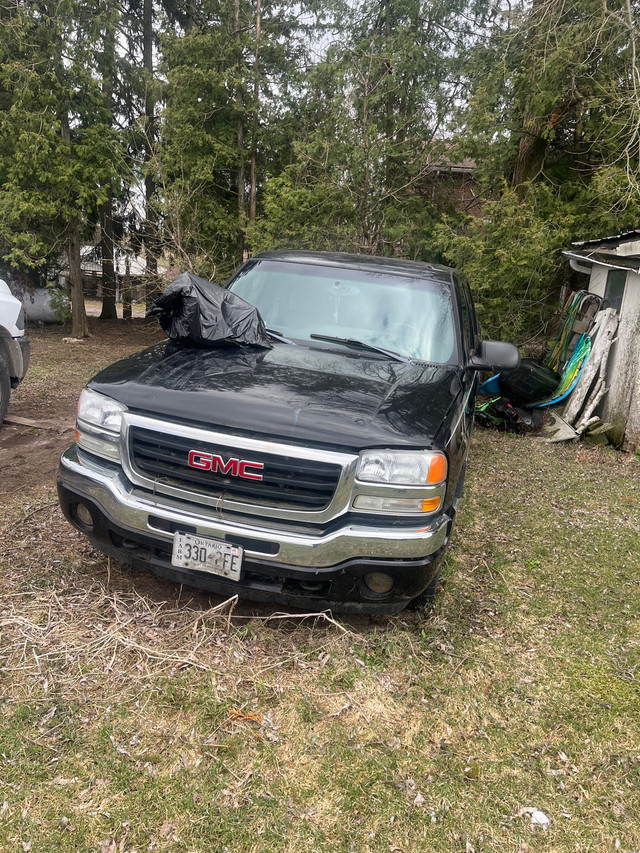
[{"left": 171, "top": 532, "right": 243, "bottom": 581}]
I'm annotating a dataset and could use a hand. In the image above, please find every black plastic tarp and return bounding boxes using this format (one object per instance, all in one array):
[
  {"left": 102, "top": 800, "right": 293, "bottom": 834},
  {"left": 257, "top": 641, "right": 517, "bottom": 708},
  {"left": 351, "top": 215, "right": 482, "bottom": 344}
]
[{"left": 146, "top": 272, "right": 271, "bottom": 348}]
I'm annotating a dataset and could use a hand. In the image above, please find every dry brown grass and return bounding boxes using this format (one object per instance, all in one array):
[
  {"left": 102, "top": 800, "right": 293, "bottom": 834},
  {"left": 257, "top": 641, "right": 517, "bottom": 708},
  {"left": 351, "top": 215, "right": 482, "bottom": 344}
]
[
  {"left": 1, "top": 500, "right": 353, "bottom": 699},
  {"left": 0, "top": 325, "right": 639, "bottom": 851}
]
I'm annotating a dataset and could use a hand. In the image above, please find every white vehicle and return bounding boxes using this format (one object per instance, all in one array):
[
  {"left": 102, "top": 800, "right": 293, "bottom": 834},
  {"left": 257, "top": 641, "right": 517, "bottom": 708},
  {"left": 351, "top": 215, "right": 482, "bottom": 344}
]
[{"left": 0, "top": 279, "right": 30, "bottom": 424}]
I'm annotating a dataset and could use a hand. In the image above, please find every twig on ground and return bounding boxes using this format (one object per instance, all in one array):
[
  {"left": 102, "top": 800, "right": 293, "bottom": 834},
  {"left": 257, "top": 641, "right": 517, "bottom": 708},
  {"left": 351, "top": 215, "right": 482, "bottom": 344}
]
[
  {"left": 258, "top": 610, "right": 352, "bottom": 634},
  {"left": 16, "top": 501, "right": 59, "bottom": 526}
]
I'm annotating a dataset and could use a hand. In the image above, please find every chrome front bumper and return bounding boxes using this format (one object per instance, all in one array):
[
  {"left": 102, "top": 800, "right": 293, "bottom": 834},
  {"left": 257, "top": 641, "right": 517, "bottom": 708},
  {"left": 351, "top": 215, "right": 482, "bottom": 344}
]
[{"left": 58, "top": 445, "right": 450, "bottom": 568}]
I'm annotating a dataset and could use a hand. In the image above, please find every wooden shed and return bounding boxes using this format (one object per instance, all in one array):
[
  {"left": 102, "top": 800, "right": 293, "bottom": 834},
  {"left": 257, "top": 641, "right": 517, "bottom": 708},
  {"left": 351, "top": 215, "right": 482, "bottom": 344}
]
[{"left": 564, "top": 231, "right": 640, "bottom": 452}]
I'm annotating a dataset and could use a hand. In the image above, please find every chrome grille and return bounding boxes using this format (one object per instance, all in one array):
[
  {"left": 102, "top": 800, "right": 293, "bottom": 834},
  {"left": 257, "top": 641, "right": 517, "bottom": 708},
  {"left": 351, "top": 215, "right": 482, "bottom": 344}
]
[{"left": 129, "top": 426, "right": 342, "bottom": 510}]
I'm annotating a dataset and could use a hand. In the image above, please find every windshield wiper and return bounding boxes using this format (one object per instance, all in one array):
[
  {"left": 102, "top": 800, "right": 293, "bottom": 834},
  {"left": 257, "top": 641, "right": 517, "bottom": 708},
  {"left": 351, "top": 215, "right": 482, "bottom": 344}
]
[
  {"left": 310, "top": 333, "right": 413, "bottom": 364},
  {"left": 266, "top": 328, "right": 296, "bottom": 345}
]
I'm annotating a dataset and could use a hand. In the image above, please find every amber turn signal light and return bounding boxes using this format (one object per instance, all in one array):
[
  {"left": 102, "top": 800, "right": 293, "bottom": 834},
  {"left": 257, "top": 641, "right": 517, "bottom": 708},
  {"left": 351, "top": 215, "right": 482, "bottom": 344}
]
[
  {"left": 421, "top": 497, "right": 442, "bottom": 512},
  {"left": 427, "top": 453, "right": 447, "bottom": 484}
]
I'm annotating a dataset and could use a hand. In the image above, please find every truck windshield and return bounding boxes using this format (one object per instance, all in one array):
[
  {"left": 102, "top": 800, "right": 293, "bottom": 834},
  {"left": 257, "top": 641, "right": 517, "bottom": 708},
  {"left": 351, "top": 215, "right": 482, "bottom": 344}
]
[{"left": 227, "top": 260, "right": 457, "bottom": 364}]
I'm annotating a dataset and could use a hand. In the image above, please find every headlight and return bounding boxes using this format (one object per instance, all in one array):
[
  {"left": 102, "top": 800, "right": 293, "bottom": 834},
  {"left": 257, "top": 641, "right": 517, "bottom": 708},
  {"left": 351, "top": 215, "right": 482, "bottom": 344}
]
[
  {"left": 76, "top": 389, "right": 126, "bottom": 460},
  {"left": 356, "top": 449, "right": 447, "bottom": 486}
]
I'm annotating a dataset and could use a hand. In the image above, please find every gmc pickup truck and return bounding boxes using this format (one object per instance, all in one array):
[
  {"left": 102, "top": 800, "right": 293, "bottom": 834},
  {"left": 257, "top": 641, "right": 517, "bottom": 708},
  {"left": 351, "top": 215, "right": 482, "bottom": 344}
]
[
  {"left": 0, "top": 279, "right": 30, "bottom": 424},
  {"left": 58, "top": 251, "right": 519, "bottom": 613}
]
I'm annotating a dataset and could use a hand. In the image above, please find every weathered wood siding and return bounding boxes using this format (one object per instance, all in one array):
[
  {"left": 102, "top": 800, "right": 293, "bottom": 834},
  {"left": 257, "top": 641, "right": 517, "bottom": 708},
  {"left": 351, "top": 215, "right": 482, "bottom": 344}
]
[{"left": 588, "top": 269, "right": 640, "bottom": 450}]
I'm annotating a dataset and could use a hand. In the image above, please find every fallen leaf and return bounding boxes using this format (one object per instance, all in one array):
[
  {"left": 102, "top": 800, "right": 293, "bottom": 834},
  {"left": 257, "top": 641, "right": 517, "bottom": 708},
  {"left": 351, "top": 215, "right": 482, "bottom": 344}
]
[
  {"left": 464, "top": 760, "right": 480, "bottom": 779},
  {"left": 228, "top": 708, "right": 263, "bottom": 724},
  {"left": 518, "top": 807, "right": 550, "bottom": 830}
]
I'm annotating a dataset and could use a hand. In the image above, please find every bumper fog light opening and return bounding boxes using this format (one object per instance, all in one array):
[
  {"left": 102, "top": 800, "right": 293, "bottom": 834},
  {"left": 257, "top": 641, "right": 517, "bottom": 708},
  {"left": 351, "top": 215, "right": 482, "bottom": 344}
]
[
  {"left": 298, "top": 580, "right": 325, "bottom": 592},
  {"left": 363, "top": 572, "right": 394, "bottom": 595},
  {"left": 73, "top": 502, "right": 94, "bottom": 531}
]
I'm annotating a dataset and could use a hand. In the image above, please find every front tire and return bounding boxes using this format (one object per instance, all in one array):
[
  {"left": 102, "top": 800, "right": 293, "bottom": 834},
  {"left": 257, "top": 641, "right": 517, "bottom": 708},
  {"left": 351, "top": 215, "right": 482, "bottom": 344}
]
[{"left": 0, "top": 356, "right": 10, "bottom": 425}]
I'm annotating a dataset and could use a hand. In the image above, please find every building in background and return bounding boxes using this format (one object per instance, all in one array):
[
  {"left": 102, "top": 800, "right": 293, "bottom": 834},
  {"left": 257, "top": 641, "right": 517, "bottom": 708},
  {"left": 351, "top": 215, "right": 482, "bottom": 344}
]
[
  {"left": 58, "top": 247, "right": 169, "bottom": 303},
  {"left": 420, "top": 156, "right": 482, "bottom": 217},
  {"left": 564, "top": 230, "right": 640, "bottom": 451}
]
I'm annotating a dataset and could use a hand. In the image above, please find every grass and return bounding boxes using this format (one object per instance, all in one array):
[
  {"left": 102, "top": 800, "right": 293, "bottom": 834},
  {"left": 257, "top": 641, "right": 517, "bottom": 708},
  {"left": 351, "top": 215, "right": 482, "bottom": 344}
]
[
  {"left": 1, "top": 324, "right": 639, "bottom": 852},
  {"left": 19, "top": 319, "right": 163, "bottom": 401}
]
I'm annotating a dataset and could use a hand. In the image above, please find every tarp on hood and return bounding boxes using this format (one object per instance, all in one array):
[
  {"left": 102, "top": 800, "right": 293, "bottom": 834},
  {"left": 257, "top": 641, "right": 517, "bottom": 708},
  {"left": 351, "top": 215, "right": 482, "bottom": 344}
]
[{"left": 146, "top": 272, "right": 271, "bottom": 348}]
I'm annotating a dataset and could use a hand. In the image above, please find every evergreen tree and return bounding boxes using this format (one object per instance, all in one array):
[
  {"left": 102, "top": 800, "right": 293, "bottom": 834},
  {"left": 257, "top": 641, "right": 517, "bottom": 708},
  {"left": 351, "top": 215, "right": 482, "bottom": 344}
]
[
  {"left": 435, "top": 0, "right": 640, "bottom": 341},
  {"left": 159, "top": 0, "right": 326, "bottom": 279},
  {"left": 249, "top": 0, "right": 488, "bottom": 259},
  {"left": 0, "top": 0, "right": 122, "bottom": 336}
]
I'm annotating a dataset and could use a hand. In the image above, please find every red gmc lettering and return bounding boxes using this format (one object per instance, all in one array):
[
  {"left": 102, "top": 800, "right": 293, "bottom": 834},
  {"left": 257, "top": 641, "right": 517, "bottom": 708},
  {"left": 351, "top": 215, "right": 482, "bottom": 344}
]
[
  {"left": 238, "top": 460, "right": 265, "bottom": 481},
  {"left": 188, "top": 451, "right": 212, "bottom": 470},
  {"left": 210, "top": 455, "right": 239, "bottom": 476},
  {"left": 187, "top": 450, "right": 264, "bottom": 482}
]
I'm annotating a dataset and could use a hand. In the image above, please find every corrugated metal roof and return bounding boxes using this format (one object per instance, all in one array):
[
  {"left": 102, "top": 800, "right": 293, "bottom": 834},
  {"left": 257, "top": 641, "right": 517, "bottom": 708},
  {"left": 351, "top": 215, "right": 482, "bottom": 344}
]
[
  {"left": 563, "top": 250, "right": 640, "bottom": 272},
  {"left": 570, "top": 229, "right": 640, "bottom": 250}
]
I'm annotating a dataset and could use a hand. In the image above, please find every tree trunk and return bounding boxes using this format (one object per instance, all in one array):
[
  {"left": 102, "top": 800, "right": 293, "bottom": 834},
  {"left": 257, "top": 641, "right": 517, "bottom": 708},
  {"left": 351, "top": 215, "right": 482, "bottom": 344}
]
[
  {"left": 99, "top": 15, "right": 118, "bottom": 319},
  {"left": 249, "top": 0, "right": 261, "bottom": 224},
  {"left": 236, "top": 0, "right": 246, "bottom": 260},
  {"left": 513, "top": 99, "right": 574, "bottom": 194},
  {"left": 60, "top": 112, "right": 89, "bottom": 338},
  {"left": 512, "top": 117, "right": 545, "bottom": 193},
  {"left": 143, "top": 0, "right": 160, "bottom": 306},
  {"left": 511, "top": 0, "right": 559, "bottom": 196},
  {"left": 68, "top": 220, "right": 90, "bottom": 338},
  {"left": 99, "top": 195, "right": 118, "bottom": 319},
  {"left": 144, "top": 172, "right": 159, "bottom": 307},
  {"left": 383, "top": 0, "right": 394, "bottom": 188},
  {"left": 122, "top": 255, "right": 132, "bottom": 321},
  {"left": 185, "top": 0, "right": 195, "bottom": 30}
]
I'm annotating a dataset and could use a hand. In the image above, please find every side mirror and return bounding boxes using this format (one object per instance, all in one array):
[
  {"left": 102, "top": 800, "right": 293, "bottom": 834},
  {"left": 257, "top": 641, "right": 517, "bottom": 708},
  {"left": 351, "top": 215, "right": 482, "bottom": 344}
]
[{"left": 469, "top": 340, "right": 520, "bottom": 371}]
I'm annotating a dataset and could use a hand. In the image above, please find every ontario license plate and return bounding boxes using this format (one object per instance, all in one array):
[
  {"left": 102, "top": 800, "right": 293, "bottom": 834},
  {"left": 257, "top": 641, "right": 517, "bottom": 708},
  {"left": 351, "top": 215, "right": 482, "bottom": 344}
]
[{"left": 171, "top": 532, "right": 243, "bottom": 581}]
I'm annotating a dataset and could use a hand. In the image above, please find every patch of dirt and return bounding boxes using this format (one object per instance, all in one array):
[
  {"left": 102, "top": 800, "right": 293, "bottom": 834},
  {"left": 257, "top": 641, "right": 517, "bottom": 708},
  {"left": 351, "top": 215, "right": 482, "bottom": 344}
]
[
  {"left": 84, "top": 297, "right": 148, "bottom": 319},
  {"left": 0, "top": 423, "right": 73, "bottom": 497}
]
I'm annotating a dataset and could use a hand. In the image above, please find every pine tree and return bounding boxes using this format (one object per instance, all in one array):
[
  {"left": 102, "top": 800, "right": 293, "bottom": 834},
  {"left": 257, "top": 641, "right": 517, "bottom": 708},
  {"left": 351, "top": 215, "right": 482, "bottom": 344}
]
[
  {"left": 250, "top": 0, "right": 485, "bottom": 258},
  {"left": 435, "top": 0, "right": 640, "bottom": 341},
  {"left": 159, "top": 0, "right": 318, "bottom": 279},
  {"left": 0, "top": 0, "right": 122, "bottom": 336}
]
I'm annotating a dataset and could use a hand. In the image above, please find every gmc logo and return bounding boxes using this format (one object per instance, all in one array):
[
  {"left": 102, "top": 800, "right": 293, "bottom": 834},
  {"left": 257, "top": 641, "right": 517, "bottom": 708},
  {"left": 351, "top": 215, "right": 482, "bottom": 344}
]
[{"left": 188, "top": 450, "right": 265, "bottom": 482}]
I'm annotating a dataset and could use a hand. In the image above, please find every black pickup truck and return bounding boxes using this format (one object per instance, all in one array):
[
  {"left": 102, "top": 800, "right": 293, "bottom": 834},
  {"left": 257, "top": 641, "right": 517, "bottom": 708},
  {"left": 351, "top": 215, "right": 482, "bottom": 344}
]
[{"left": 58, "top": 251, "right": 519, "bottom": 613}]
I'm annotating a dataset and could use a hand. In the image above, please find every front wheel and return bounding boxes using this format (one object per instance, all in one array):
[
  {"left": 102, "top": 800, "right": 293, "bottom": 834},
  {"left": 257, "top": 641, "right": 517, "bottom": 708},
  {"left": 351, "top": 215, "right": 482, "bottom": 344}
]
[{"left": 0, "top": 356, "right": 10, "bottom": 425}]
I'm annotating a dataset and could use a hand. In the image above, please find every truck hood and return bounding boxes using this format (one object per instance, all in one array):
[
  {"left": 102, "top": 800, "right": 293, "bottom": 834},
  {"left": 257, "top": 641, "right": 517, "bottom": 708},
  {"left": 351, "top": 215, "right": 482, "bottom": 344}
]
[{"left": 88, "top": 340, "right": 463, "bottom": 451}]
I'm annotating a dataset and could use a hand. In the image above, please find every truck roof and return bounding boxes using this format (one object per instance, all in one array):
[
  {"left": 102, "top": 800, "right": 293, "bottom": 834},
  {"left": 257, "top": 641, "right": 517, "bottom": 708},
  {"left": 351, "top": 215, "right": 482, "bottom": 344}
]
[{"left": 249, "top": 250, "right": 455, "bottom": 280}]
